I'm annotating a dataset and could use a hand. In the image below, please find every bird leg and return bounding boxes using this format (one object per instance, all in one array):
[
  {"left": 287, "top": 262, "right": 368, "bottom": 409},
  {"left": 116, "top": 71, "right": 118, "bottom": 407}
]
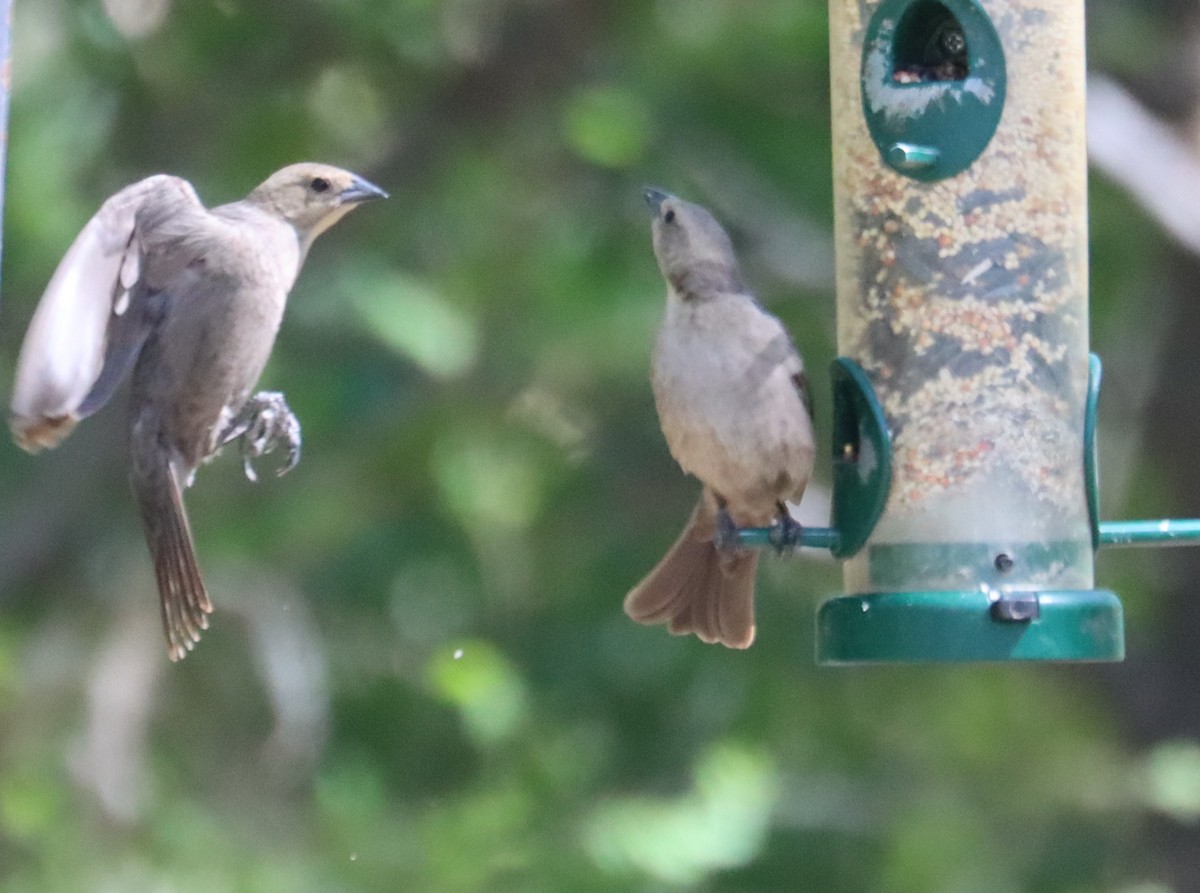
[
  {"left": 769, "top": 501, "right": 803, "bottom": 553},
  {"left": 713, "top": 497, "right": 741, "bottom": 553},
  {"left": 219, "top": 391, "right": 302, "bottom": 482}
]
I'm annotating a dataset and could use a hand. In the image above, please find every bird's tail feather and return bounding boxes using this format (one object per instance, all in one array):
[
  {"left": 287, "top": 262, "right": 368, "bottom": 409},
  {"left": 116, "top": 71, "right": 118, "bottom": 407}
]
[
  {"left": 134, "top": 448, "right": 212, "bottom": 661},
  {"left": 623, "top": 495, "right": 757, "bottom": 649}
]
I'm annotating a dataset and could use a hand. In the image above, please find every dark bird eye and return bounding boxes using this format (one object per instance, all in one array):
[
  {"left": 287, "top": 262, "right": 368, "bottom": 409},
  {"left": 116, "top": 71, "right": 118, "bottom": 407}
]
[
  {"left": 664, "top": 209, "right": 676, "bottom": 224},
  {"left": 310, "top": 177, "right": 331, "bottom": 193}
]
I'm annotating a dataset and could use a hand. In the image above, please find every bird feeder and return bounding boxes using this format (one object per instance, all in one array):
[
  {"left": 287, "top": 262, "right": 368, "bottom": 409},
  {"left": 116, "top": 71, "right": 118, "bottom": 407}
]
[{"left": 737, "top": 0, "right": 1200, "bottom": 662}]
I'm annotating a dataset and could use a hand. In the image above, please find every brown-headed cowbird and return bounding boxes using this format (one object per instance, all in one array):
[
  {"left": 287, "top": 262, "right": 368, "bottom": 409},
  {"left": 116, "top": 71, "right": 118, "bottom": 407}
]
[
  {"left": 10, "top": 163, "right": 386, "bottom": 659},
  {"left": 624, "top": 188, "right": 815, "bottom": 648}
]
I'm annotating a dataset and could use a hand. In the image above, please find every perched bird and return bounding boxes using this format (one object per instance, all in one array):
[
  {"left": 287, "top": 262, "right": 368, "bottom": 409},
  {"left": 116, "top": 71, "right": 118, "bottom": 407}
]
[
  {"left": 624, "top": 188, "right": 815, "bottom": 648},
  {"left": 10, "top": 164, "right": 387, "bottom": 660}
]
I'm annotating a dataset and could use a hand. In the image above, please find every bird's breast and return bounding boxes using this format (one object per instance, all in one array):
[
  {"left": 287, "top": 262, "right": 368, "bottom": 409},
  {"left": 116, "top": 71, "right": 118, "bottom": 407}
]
[
  {"left": 651, "top": 299, "right": 815, "bottom": 510},
  {"left": 143, "top": 259, "right": 291, "bottom": 467}
]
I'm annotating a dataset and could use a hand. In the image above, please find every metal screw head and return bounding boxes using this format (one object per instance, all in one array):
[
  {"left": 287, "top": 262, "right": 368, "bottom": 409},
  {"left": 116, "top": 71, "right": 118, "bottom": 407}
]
[{"left": 990, "top": 592, "right": 1040, "bottom": 623}]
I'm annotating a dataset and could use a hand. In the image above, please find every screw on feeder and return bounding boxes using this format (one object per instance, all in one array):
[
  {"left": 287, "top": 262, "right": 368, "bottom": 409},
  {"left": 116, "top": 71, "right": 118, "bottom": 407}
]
[
  {"left": 990, "top": 592, "right": 1040, "bottom": 623},
  {"left": 936, "top": 24, "right": 967, "bottom": 58}
]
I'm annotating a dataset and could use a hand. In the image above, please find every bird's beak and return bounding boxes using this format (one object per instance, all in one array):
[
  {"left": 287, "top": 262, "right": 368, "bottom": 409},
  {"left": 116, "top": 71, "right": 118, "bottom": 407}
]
[
  {"left": 340, "top": 176, "right": 389, "bottom": 204},
  {"left": 642, "top": 186, "right": 670, "bottom": 215}
]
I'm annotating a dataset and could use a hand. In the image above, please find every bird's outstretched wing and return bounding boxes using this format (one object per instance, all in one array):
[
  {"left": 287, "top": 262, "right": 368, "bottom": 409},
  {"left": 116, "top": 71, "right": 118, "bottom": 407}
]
[{"left": 9, "top": 175, "right": 200, "bottom": 452}]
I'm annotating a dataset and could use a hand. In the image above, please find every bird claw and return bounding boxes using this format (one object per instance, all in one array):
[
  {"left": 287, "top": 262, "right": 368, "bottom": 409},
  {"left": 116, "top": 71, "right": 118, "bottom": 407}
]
[
  {"left": 769, "top": 509, "right": 803, "bottom": 554},
  {"left": 714, "top": 506, "right": 741, "bottom": 553},
  {"left": 222, "top": 391, "right": 302, "bottom": 482}
]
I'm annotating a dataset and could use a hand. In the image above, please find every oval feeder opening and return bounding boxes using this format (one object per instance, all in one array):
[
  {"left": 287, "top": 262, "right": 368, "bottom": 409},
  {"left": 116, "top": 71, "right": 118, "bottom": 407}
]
[{"left": 861, "top": 0, "right": 1006, "bottom": 181}]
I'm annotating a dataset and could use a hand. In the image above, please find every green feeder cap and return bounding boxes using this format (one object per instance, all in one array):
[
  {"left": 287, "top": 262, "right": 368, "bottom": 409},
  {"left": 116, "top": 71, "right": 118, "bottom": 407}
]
[{"left": 816, "top": 589, "right": 1124, "bottom": 663}]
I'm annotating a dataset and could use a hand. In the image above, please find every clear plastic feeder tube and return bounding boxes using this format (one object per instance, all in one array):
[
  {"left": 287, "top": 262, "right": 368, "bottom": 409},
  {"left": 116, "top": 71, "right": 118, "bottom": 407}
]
[{"left": 830, "top": 0, "right": 1092, "bottom": 595}]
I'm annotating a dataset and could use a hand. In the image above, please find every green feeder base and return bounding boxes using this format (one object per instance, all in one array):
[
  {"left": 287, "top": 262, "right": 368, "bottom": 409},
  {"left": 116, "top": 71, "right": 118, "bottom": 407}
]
[{"left": 816, "top": 589, "right": 1124, "bottom": 664}]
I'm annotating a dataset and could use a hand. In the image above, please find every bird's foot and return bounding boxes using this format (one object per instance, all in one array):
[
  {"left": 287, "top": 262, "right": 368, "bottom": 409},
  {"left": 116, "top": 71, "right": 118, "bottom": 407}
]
[
  {"left": 713, "top": 506, "right": 741, "bottom": 553},
  {"left": 222, "top": 391, "right": 302, "bottom": 482},
  {"left": 769, "top": 503, "right": 803, "bottom": 553}
]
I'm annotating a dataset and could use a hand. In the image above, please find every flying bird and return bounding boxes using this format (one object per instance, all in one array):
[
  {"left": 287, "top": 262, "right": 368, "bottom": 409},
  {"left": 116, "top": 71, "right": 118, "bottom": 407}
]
[
  {"left": 10, "top": 163, "right": 387, "bottom": 659},
  {"left": 624, "top": 188, "right": 815, "bottom": 648}
]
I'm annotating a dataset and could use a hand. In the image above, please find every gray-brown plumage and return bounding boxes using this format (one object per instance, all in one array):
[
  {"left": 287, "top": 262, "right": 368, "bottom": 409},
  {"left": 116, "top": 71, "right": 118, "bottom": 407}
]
[
  {"left": 10, "top": 163, "right": 386, "bottom": 660},
  {"left": 624, "top": 188, "right": 815, "bottom": 648}
]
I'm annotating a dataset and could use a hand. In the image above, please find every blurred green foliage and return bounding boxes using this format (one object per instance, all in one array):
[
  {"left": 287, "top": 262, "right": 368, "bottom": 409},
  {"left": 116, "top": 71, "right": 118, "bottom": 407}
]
[{"left": 0, "top": 0, "right": 1193, "bottom": 890}]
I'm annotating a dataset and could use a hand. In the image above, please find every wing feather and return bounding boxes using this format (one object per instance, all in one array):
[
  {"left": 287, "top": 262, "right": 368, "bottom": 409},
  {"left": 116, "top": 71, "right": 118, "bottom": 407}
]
[{"left": 9, "top": 175, "right": 200, "bottom": 451}]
